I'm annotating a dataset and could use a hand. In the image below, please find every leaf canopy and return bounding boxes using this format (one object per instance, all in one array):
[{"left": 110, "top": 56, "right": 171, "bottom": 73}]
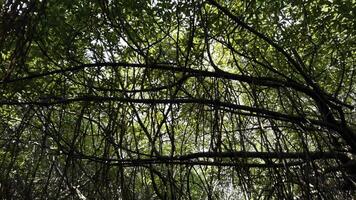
[{"left": 0, "top": 0, "right": 355, "bottom": 199}]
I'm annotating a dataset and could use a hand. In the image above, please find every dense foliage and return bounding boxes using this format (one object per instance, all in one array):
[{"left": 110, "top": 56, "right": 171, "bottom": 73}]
[{"left": 0, "top": 0, "right": 355, "bottom": 199}]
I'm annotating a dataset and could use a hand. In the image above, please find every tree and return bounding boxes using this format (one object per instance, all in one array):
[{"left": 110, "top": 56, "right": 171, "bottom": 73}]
[{"left": 0, "top": 0, "right": 355, "bottom": 199}]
